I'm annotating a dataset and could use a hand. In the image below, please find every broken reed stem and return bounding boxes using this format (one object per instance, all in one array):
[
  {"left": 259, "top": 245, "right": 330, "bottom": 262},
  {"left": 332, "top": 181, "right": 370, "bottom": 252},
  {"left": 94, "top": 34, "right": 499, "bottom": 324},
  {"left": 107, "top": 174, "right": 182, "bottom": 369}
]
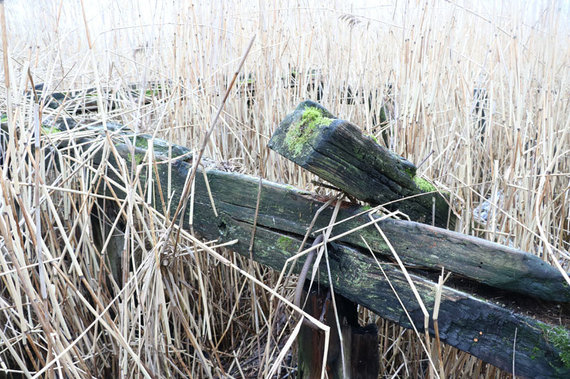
[
  {"left": 368, "top": 212, "right": 440, "bottom": 377},
  {"left": 0, "top": 0, "right": 15, "bottom": 175},
  {"left": 433, "top": 268, "right": 447, "bottom": 379},
  {"left": 32, "top": 104, "right": 47, "bottom": 300},
  {"left": 360, "top": 235, "right": 439, "bottom": 376}
]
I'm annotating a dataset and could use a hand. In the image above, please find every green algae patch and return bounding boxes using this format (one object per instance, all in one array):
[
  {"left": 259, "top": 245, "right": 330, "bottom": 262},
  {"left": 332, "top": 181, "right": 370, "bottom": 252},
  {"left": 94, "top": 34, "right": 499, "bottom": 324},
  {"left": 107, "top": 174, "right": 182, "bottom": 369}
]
[
  {"left": 134, "top": 137, "right": 149, "bottom": 149},
  {"left": 284, "top": 106, "right": 332, "bottom": 157},
  {"left": 530, "top": 346, "right": 541, "bottom": 360},
  {"left": 366, "top": 133, "right": 380, "bottom": 145},
  {"left": 402, "top": 160, "right": 440, "bottom": 194},
  {"left": 276, "top": 236, "right": 294, "bottom": 251},
  {"left": 127, "top": 152, "right": 144, "bottom": 165},
  {"left": 404, "top": 166, "right": 416, "bottom": 178},
  {"left": 539, "top": 324, "right": 570, "bottom": 368},
  {"left": 414, "top": 176, "right": 437, "bottom": 192},
  {"left": 403, "top": 164, "right": 437, "bottom": 193}
]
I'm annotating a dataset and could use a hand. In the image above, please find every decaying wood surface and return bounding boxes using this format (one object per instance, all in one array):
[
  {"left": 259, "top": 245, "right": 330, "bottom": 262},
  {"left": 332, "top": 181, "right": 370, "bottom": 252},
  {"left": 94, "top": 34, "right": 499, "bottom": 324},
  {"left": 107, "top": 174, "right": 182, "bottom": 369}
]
[{"left": 268, "top": 100, "right": 455, "bottom": 229}]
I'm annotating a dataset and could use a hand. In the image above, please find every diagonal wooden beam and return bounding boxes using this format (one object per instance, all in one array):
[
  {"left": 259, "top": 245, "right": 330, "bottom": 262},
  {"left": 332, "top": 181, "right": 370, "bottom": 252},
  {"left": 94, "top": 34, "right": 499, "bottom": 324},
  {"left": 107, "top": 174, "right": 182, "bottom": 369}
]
[{"left": 268, "top": 100, "right": 455, "bottom": 229}]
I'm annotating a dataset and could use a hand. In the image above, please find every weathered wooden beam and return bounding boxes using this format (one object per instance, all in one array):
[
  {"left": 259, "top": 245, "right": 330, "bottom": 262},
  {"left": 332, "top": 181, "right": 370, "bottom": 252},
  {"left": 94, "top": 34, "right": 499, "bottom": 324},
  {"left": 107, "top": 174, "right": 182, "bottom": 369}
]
[
  {"left": 49, "top": 120, "right": 570, "bottom": 378},
  {"left": 223, "top": 220, "right": 570, "bottom": 378},
  {"left": 268, "top": 100, "right": 455, "bottom": 229},
  {"left": 267, "top": 101, "right": 570, "bottom": 377},
  {"left": 265, "top": 102, "right": 569, "bottom": 300},
  {"left": 167, "top": 157, "right": 568, "bottom": 303}
]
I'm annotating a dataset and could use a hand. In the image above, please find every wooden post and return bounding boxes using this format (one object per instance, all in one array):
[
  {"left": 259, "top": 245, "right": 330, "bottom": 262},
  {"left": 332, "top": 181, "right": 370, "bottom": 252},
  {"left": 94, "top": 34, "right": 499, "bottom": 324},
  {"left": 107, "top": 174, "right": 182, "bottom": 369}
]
[{"left": 297, "top": 284, "right": 379, "bottom": 379}]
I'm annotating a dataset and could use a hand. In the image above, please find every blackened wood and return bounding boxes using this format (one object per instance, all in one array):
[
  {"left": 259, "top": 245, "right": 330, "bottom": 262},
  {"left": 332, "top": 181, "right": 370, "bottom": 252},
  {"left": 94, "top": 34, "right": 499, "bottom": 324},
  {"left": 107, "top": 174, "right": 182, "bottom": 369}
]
[
  {"left": 297, "top": 286, "right": 331, "bottom": 379},
  {"left": 268, "top": 100, "right": 455, "bottom": 228},
  {"left": 31, "top": 82, "right": 174, "bottom": 113},
  {"left": 350, "top": 323, "right": 380, "bottom": 379},
  {"left": 221, "top": 218, "right": 569, "bottom": 378}
]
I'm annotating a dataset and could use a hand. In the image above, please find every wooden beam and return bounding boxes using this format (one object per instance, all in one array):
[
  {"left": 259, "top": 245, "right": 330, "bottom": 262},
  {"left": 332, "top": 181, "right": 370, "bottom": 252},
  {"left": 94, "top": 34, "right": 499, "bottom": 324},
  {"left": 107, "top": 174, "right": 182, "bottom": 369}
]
[{"left": 268, "top": 100, "right": 455, "bottom": 229}]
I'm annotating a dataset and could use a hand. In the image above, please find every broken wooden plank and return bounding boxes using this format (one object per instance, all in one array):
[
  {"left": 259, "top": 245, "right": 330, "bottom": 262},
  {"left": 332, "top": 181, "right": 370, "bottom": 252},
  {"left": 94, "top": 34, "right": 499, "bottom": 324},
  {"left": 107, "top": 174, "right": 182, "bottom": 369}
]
[
  {"left": 268, "top": 100, "right": 455, "bottom": 228},
  {"left": 48, "top": 120, "right": 570, "bottom": 378}
]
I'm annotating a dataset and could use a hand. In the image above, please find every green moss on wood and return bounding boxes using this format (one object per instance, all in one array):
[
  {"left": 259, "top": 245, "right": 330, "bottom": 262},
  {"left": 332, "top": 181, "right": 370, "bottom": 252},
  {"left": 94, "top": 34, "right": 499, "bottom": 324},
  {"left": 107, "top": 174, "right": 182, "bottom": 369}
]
[
  {"left": 403, "top": 166, "right": 438, "bottom": 194},
  {"left": 367, "top": 133, "right": 380, "bottom": 145},
  {"left": 539, "top": 324, "right": 570, "bottom": 368},
  {"left": 402, "top": 158, "right": 442, "bottom": 194},
  {"left": 127, "top": 152, "right": 144, "bottom": 165},
  {"left": 276, "top": 236, "right": 294, "bottom": 251},
  {"left": 531, "top": 346, "right": 541, "bottom": 360},
  {"left": 414, "top": 176, "right": 437, "bottom": 193},
  {"left": 284, "top": 106, "right": 332, "bottom": 157},
  {"left": 404, "top": 166, "right": 415, "bottom": 178},
  {"left": 134, "top": 137, "right": 149, "bottom": 149}
]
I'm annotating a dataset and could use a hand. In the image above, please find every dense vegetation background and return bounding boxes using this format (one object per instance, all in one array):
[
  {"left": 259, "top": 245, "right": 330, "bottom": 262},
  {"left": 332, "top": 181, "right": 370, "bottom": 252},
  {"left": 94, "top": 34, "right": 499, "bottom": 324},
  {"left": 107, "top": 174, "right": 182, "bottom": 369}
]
[{"left": 0, "top": 0, "right": 568, "bottom": 377}]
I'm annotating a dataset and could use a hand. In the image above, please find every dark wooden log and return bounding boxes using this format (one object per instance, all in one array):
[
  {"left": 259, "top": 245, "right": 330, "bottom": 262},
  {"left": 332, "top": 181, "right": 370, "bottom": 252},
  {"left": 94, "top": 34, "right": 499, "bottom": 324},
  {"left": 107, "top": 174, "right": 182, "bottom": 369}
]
[
  {"left": 265, "top": 102, "right": 568, "bottom": 300},
  {"left": 49, "top": 120, "right": 570, "bottom": 378},
  {"left": 216, "top": 219, "right": 570, "bottom": 379},
  {"left": 296, "top": 286, "right": 326, "bottom": 378},
  {"left": 161, "top": 156, "right": 567, "bottom": 302},
  {"left": 349, "top": 324, "right": 380, "bottom": 379},
  {"left": 268, "top": 100, "right": 455, "bottom": 229}
]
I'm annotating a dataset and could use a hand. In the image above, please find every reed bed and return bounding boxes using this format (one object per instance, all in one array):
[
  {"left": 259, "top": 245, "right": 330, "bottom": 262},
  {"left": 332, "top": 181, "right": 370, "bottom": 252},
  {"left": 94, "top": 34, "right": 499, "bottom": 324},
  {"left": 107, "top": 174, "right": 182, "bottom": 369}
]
[{"left": 0, "top": 0, "right": 568, "bottom": 377}]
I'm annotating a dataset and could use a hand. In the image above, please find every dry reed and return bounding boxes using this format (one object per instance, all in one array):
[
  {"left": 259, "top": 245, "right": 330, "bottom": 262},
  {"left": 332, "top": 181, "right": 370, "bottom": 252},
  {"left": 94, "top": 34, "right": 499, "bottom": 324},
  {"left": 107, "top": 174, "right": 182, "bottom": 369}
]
[{"left": 0, "top": 0, "right": 568, "bottom": 378}]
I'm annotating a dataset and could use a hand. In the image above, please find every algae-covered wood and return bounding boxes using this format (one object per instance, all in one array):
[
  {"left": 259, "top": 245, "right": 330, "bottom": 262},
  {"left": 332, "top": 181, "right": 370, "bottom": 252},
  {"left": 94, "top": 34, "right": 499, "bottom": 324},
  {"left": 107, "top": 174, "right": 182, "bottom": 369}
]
[
  {"left": 202, "top": 170, "right": 568, "bottom": 302},
  {"left": 268, "top": 100, "right": 455, "bottom": 229},
  {"left": 49, "top": 119, "right": 570, "bottom": 378}
]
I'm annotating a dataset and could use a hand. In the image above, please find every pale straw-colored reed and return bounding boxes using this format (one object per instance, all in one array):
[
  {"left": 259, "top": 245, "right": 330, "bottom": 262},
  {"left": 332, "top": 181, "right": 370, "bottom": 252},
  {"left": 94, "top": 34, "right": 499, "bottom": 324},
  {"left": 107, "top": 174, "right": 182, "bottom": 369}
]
[{"left": 0, "top": 1, "right": 567, "bottom": 377}]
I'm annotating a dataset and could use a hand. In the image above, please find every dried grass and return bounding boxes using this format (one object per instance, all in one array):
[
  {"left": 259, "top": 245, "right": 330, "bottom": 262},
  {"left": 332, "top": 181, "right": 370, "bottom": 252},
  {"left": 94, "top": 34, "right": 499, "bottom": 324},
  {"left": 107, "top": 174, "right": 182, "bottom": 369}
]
[{"left": 0, "top": 0, "right": 568, "bottom": 378}]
